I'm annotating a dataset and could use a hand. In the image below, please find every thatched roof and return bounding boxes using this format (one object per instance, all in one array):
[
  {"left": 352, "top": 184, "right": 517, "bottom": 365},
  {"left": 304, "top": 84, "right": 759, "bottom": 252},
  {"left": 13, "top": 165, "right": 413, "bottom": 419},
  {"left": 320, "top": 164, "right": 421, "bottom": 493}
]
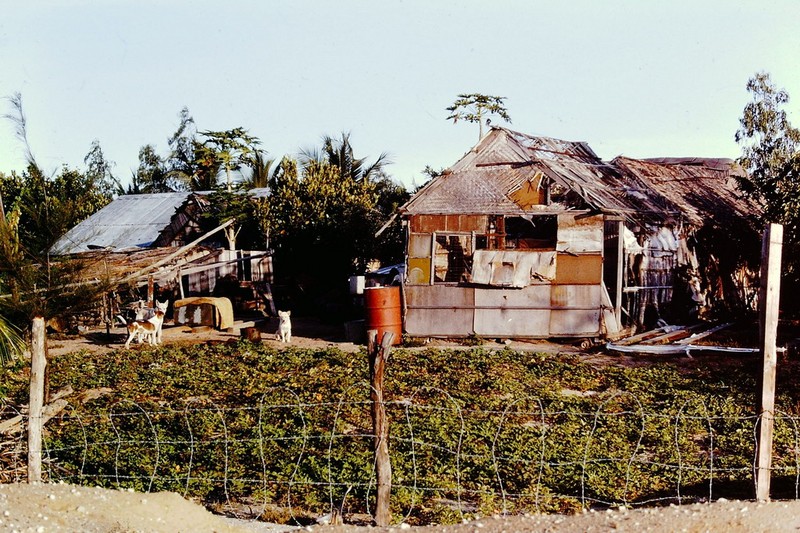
[
  {"left": 612, "top": 156, "right": 755, "bottom": 228},
  {"left": 402, "top": 127, "right": 759, "bottom": 229}
]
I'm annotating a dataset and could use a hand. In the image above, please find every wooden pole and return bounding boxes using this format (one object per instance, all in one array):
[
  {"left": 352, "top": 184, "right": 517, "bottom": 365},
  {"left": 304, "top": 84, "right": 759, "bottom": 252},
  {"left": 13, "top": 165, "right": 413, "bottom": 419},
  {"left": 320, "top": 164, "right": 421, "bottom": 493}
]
[
  {"left": 147, "top": 275, "right": 155, "bottom": 307},
  {"left": 119, "top": 218, "right": 235, "bottom": 285},
  {"left": 615, "top": 220, "right": 625, "bottom": 326},
  {"left": 178, "top": 268, "right": 186, "bottom": 299},
  {"left": 755, "top": 223, "right": 783, "bottom": 501},
  {"left": 369, "top": 329, "right": 393, "bottom": 527},
  {"left": 28, "top": 316, "right": 46, "bottom": 483}
]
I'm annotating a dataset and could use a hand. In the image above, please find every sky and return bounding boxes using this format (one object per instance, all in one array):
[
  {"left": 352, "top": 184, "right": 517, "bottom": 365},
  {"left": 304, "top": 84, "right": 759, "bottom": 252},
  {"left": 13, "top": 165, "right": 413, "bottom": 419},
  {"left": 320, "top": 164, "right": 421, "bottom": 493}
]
[{"left": 2, "top": 0, "right": 799, "bottom": 190}]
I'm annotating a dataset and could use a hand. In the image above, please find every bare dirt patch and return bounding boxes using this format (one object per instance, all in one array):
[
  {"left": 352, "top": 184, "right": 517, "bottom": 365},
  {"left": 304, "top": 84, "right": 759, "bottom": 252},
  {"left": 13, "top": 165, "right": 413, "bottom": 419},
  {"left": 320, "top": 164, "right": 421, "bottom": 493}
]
[
  {"left": 4, "top": 482, "right": 800, "bottom": 533},
  {"left": 45, "top": 315, "right": 584, "bottom": 359}
]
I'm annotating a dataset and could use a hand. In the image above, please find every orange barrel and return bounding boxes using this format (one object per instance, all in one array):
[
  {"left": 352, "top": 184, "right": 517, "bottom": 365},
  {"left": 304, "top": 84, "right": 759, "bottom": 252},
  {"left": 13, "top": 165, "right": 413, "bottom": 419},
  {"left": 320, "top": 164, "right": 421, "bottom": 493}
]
[{"left": 364, "top": 286, "right": 402, "bottom": 345}]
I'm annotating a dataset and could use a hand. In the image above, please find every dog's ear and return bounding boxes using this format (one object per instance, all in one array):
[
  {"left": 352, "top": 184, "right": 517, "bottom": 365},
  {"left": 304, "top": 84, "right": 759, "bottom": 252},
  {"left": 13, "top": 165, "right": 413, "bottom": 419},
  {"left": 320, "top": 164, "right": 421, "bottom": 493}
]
[{"left": 286, "top": 311, "right": 291, "bottom": 316}]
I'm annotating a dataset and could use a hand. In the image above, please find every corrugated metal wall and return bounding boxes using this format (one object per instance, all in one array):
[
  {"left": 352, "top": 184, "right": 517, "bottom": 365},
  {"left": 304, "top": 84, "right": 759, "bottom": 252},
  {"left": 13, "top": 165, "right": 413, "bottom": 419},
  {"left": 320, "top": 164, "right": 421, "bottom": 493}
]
[{"left": 403, "top": 213, "right": 606, "bottom": 338}]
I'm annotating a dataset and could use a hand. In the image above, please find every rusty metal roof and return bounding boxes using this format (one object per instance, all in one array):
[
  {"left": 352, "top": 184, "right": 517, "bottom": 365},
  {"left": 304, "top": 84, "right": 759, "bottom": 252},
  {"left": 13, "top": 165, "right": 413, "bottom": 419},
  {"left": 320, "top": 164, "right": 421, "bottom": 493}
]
[
  {"left": 402, "top": 127, "right": 759, "bottom": 228},
  {"left": 51, "top": 192, "right": 193, "bottom": 255}
]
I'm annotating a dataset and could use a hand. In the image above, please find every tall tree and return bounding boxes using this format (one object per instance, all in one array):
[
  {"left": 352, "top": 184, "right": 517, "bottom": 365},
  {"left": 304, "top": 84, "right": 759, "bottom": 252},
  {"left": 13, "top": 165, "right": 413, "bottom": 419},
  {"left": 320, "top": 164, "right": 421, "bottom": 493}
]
[
  {"left": 736, "top": 72, "right": 800, "bottom": 230},
  {"left": 736, "top": 72, "right": 800, "bottom": 303},
  {"left": 263, "top": 135, "right": 408, "bottom": 311},
  {"left": 131, "top": 143, "right": 188, "bottom": 194},
  {"left": 447, "top": 93, "right": 512, "bottom": 140},
  {"left": 83, "top": 139, "right": 119, "bottom": 198},
  {"left": 193, "top": 128, "right": 261, "bottom": 248},
  {"left": 0, "top": 93, "right": 113, "bottom": 346},
  {"left": 303, "top": 132, "right": 390, "bottom": 183},
  {"left": 194, "top": 128, "right": 261, "bottom": 191},
  {"left": 164, "top": 106, "right": 197, "bottom": 190}
]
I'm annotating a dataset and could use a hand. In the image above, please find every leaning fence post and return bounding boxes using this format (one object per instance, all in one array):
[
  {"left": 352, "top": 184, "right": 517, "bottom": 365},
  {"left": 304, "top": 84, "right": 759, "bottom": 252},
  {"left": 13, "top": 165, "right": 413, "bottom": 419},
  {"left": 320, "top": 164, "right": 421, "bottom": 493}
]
[
  {"left": 28, "top": 316, "right": 46, "bottom": 483},
  {"left": 368, "top": 329, "right": 393, "bottom": 527},
  {"left": 755, "top": 223, "right": 783, "bottom": 501}
]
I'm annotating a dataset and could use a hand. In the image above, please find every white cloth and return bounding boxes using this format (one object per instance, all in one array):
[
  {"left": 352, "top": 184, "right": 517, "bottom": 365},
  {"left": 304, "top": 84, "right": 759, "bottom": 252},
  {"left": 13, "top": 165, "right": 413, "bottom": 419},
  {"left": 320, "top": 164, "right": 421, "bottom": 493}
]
[{"left": 471, "top": 250, "right": 556, "bottom": 288}]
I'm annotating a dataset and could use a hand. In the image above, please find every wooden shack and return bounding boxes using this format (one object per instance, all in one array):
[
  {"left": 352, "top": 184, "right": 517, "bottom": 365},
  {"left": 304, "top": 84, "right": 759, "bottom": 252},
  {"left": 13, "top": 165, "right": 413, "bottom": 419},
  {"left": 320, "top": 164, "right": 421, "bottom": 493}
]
[{"left": 399, "top": 127, "right": 760, "bottom": 340}]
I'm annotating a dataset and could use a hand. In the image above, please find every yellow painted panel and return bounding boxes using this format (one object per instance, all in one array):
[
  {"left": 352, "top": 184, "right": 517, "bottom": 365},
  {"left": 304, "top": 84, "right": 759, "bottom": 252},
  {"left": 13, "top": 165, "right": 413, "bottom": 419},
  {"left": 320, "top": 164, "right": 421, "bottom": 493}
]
[
  {"left": 555, "top": 253, "right": 602, "bottom": 284},
  {"left": 407, "top": 257, "right": 431, "bottom": 285},
  {"left": 509, "top": 173, "right": 546, "bottom": 209}
]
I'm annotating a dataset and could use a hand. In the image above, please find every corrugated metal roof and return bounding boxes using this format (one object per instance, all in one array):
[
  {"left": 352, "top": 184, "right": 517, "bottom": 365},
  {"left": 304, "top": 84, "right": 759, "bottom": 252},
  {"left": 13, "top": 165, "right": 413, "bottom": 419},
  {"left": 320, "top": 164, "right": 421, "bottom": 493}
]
[{"left": 51, "top": 192, "right": 192, "bottom": 254}]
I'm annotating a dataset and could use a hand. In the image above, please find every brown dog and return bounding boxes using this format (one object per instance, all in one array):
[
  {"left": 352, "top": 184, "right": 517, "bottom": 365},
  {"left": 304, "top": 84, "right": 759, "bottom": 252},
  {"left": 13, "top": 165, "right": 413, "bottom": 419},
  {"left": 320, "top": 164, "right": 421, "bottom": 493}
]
[{"left": 118, "top": 310, "right": 165, "bottom": 348}]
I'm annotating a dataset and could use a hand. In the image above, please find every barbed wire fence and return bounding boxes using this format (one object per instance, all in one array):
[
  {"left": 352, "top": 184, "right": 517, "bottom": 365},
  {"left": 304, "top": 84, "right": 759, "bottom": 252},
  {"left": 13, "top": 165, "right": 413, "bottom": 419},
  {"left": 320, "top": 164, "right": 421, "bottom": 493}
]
[{"left": 3, "top": 383, "right": 800, "bottom": 525}]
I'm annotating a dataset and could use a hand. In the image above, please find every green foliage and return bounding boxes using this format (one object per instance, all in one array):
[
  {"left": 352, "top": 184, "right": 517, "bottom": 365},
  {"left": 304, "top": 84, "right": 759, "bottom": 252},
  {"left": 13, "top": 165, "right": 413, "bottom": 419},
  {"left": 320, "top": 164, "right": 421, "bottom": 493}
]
[
  {"left": 165, "top": 106, "right": 198, "bottom": 188},
  {"left": 200, "top": 188, "right": 267, "bottom": 250},
  {"left": 736, "top": 72, "right": 800, "bottom": 303},
  {"left": 7, "top": 341, "right": 784, "bottom": 525},
  {"left": 0, "top": 93, "right": 115, "bottom": 328},
  {"left": 129, "top": 144, "right": 185, "bottom": 194},
  {"left": 0, "top": 163, "right": 114, "bottom": 256},
  {"left": 447, "top": 93, "right": 512, "bottom": 139},
  {"left": 0, "top": 314, "right": 24, "bottom": 365},
  {"left": 265, "top": 136, "right": 409, "bottom": 300},
  {"left": 243, "top": 151, "right": 276, "bottom": 189},
  {"left": 194, "top": 127, "right": 261, "bottom": 192},
  {"left": 736, "top": 72, "right": 800, "bottom": 215}
]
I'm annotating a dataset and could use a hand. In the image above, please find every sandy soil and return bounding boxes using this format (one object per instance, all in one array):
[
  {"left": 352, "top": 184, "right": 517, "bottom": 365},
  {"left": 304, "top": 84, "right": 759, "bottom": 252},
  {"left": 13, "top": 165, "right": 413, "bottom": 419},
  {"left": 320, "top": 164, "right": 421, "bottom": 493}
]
[
  {"left": 4, "top": 482, "right": 800, "bottom": 532},
  {"left": 0, "top": 482, "right": 294, "bottom": 532},
  {"left": 46, "top": 315, "right": 583, "bottom": 359},
  {"left": 313, "top": 499, "right": 800, "bottom": 532}
]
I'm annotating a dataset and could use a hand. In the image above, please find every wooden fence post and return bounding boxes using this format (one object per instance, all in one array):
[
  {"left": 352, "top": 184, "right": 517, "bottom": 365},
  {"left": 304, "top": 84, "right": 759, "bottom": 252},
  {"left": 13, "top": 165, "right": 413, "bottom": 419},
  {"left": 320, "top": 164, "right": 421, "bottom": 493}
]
[
  {"left": 369, "top": 329, "right": 393, "bottom": 527},
  {"left": 28, "top": 316, "right": 46, "bottom": 483},
  {"left": 755, "top": 223, "right": 783, "bottom": 501},
  {"left": 148, "top": 275, "right": 155, "bottom": 307}
]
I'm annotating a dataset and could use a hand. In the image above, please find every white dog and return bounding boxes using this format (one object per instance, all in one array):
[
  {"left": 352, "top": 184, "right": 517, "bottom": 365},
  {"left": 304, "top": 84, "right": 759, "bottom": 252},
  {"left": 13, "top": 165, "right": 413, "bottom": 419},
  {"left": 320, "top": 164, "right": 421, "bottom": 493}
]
[
  {"left": 117, "top": 300, "right": 168, "bottom": 348},
  {"left": 277, "top": 310, "right": 292, "bottom": 343}
]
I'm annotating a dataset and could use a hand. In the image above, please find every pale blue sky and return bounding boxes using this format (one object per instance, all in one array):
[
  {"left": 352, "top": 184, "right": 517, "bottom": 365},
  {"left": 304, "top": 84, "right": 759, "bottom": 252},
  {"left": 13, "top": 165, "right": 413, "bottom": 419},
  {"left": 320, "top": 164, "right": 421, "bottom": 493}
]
[{"left": 2, "top": 0, "right": 798, "bottom": 188}]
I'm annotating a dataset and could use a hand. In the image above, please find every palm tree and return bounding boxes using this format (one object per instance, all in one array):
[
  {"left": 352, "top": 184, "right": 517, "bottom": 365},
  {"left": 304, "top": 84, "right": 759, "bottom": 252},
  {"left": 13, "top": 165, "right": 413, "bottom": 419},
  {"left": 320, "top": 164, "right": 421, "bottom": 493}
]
[
  {"left": 302, "top": 132, "right": 390, "bottom": 182},
  {"left": 0, "top": 315, "right": 25, "bottom": 364},
  {"left": 243, "top": 150, "right": 276, "bottom": 189}
]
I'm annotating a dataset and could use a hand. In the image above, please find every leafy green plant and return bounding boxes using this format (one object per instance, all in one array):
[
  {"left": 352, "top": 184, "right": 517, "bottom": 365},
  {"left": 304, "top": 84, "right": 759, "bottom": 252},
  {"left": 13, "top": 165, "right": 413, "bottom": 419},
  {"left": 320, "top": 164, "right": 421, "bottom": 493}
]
[{"left": 4, "top": 341, "right": 798, "bottom": 525}]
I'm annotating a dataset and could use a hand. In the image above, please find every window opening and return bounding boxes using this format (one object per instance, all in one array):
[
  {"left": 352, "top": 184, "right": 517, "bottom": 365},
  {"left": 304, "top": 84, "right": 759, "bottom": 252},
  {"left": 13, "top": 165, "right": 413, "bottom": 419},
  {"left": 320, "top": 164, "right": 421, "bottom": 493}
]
[
  {"left": 504, "top": 215, "right": 557, "bottom": 249},
  {"left": 433, "top": 234, "right": 473, "bottom": 283}
]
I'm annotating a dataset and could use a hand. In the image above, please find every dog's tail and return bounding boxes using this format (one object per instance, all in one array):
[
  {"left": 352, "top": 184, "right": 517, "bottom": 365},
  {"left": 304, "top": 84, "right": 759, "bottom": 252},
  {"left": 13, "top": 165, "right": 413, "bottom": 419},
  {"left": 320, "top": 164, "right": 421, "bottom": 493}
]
[{"left": 115, "top": 315, "right": 128, "bottom": 326}]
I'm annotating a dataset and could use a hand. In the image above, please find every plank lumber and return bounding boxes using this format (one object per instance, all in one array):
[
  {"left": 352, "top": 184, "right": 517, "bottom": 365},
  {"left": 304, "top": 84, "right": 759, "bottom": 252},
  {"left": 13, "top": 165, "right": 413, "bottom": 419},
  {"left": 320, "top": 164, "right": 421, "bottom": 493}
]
[{"left": 641, "top": 323, "right": 706, "bottom": 345}]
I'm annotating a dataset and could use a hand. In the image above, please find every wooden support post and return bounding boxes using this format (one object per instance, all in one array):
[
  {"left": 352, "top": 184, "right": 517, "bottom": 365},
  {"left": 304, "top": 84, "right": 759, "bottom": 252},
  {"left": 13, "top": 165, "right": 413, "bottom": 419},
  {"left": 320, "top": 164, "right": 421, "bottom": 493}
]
[
  {"left": 755, "top": 223, "right": 783, "bottom": 502},
  {"left": 615, "top": 220, "right": 625, "bottom": 326},
  {"left": 103, "top": 291, "right": 111, "bottom": 338},
  {"left": 368, "top": 329, "right": 393, "bottom": 527},
  {"left": 178, "top": 268, "right": 185, "bottom": 300},
  {"left": 28, "top": 316, "right": 46, "bottom": 483}
]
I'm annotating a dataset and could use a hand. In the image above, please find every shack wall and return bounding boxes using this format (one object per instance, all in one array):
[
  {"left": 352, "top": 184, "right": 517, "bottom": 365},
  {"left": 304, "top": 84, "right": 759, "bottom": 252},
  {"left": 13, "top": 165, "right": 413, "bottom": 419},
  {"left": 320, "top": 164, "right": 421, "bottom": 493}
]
[
  {"left": 403, "top": 213, "right": 607, "bottom": 338},
  {"left": 405, "top": 283, "right": 602, "bottom": 338}
]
